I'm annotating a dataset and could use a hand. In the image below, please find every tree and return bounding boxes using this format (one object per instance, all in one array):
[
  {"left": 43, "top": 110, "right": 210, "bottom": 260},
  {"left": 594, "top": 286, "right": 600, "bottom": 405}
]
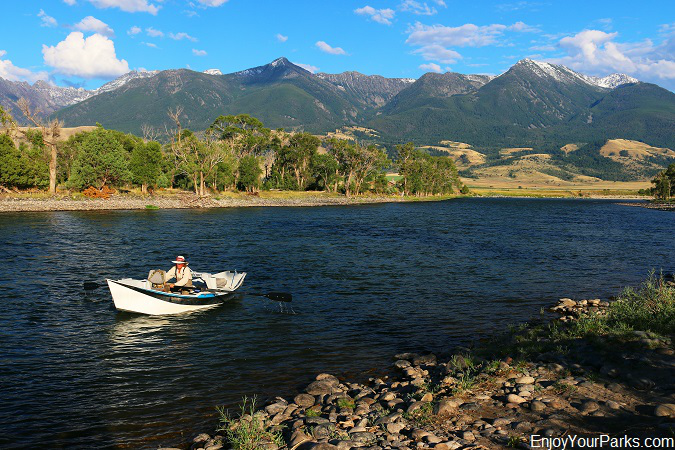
[
  {"left": 272, "top": 132, "right": 320, "bottom": 190},
  {"left": 651, "top": 163, "right": 675, "bottom": 201},
  {"left": 16, "top": 98, "right": 63, "bottom": 194},
  {"left": 395, "top": 142, "right": 415, "bottom": 195},
  {"left": 129, "top": 141, "right": 163, "bottom": 194},
  {"left": 311, "top": 153, "right": 339, "bottom": 192},
  {"left": 209, "top": 114, "right": 271, "bottom": 157},
  {"left": 68, "top": 129, "right": 130, "bottom": 189},
  {"left": 237, "top": 155, "right": 262, "bottom": 192},
  {"left": 325, "top": 139, "right": 389, "bottom": 196}
]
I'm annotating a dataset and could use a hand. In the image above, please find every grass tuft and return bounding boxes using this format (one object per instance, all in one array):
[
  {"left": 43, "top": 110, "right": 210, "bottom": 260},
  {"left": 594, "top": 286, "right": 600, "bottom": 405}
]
[{"left": 216, "top": 396, "right": 284, "bottom": 450}]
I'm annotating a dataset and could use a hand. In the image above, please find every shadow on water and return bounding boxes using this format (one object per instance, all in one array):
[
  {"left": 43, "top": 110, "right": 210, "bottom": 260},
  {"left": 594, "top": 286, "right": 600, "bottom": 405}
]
[{"left": 0, "top": 199, "right": 673, "bottom": 448}]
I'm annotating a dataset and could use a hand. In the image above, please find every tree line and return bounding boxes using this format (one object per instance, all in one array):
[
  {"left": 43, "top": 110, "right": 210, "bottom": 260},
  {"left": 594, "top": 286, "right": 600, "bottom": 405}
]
[{"left": 0, "top": 103, "right": 466, "bottom": 197}]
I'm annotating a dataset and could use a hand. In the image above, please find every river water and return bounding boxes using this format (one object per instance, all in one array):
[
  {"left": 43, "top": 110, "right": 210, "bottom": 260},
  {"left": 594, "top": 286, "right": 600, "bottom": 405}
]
[{"left": 0, "top": 199, "right": 672, "bottom": 448}]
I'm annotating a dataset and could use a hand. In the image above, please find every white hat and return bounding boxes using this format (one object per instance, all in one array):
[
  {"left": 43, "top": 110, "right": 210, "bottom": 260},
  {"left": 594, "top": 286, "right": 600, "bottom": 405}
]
[{"left": 172, "top": 255, "right": 188, "bottom": 264}]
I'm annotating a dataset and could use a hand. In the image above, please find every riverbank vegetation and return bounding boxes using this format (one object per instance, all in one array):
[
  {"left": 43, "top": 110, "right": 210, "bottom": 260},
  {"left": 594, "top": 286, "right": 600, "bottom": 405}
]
[
  {"left": 0, "top": 104, "right": 465, "bottom": 199},
  {"left": 199, "top": 274, "right": 674, "bottom": 449}
]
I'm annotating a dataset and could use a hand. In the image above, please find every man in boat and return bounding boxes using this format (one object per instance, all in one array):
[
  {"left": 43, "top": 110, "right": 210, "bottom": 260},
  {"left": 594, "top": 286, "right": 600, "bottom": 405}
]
[{"left": 164, "top": 255, "right": 193, "bottom": 292}]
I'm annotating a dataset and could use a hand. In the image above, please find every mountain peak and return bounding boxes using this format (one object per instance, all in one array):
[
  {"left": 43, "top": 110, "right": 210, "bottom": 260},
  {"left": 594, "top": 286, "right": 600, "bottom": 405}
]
[
  {"left": 513, "top": 58, "right": 638, "bottom": 89},
  {"left": 203, "top": 68, "right": 222, "bottom": 75},
  {"left": 234, "top": 57, "right": 309, "bottom": 79}
]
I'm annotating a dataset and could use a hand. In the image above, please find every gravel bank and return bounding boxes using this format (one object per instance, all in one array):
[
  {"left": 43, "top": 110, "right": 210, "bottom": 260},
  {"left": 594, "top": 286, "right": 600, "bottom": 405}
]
[{"left": 0, "top": 193, "right": 412, "bottom": 213}]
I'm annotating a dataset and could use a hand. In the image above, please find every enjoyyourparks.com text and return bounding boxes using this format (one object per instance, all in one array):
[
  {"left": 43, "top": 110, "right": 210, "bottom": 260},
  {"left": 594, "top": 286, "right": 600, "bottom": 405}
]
[{"left": 531, "top": 434, "right": 674, "bottom": 449}]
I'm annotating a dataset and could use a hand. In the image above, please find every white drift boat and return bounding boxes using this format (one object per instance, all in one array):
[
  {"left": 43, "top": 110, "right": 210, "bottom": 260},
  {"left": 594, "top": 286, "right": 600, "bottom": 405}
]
[{"left": 107, "top": 270, "right": 246, "bottom": 315}]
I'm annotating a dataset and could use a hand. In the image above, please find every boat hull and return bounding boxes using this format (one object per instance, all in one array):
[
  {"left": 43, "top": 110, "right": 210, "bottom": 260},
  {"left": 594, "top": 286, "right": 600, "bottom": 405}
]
[{"left": 107, "top": 279, "right": 236, "bottom": 315}]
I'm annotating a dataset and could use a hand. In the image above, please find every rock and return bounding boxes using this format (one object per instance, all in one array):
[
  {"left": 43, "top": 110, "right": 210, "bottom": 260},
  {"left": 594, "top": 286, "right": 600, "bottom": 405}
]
[
  {"left": 516, "top": 376, "right": 535, "bottom": 385},
  {"left": 295, "top": 394, "right": 316, "bottom": 408},
  {"left": 309, "top": 444, "right": 338, "bottom": 450},
  {"left": 507, "top": 394, "right": 526, "bottom": 404},
  {"left": 311, "top": 423, "right": 335, "bottom": 439},
  {"left": 460, "top": 402, "right": 479, "bottom": 411},
  {"left": 411, "top": 429, "right": 430, "bottom": 440},
  {"left": 461, "top": 431, "right": 475, "bottom": 442},
  {"left": 655, "top": 404, "right": 675, "bottom": 418},
  {"left": 605, "top": 400, "right": 621, "bottom": 410},
  {"left": 558, "top": 298, "right": 577, "bottom": 308},
  {"left": 350, "top": 431, "right": 377, "bottom": 444},
  {"left": 306, "top": 380, "right": 339, "bottom": 396},
  {"left": 289, "top": 430, "right": 312, "bottom": 449},
  {"left": 425, "top": 434, "right": 442, "bottom": 444},
  {"left": 413, "top": 354, "right": 437, "bottom": 366},
  {"left": 492, "top": 418, "right": 512, "bottom": 428},
  {"left": 606, "top": 382, "right": 622, "bottom": 392},
  {"left": 580, "top": 401, "right": 600, "bottom": 414},
  {"left": 421, "top": 393, "right": 434, "bottom": 402},
  {"left": 265, "top": 402, "right": 287, "bottom": 415},
  {"left": 193, "top": 434, "right": 211, "bottom": 443},
  {"left": 394, "top": 360, "right": 411, "bottom": 369},
  {"left": 316, "top": 373, "right": 340, "bottom": 385},
  {"left": 387, "top": 422, "right": 406, "bottom": 434},
  {"left": 306, "top": 417, "right": 330, "bottom": 425},
  {"left": 434, "top": 398, "right": 462, "bottom": 415},
  {"left": 436, "top": 442, "right": 461, "bottom": 450},
  {"left": 530, "top": 401, "right": 546, "bottom": 411}
]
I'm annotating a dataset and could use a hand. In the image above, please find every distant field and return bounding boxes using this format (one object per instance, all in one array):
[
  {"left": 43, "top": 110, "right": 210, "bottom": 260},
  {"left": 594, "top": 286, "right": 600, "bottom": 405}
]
[{"left": 464, "top": 178, "right": 651, "bottom": 197}]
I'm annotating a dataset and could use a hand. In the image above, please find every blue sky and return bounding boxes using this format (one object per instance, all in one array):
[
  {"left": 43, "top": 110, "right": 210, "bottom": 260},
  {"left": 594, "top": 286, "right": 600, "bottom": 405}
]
[{"left": 1, "top": 0, "right": 674, "bottom": 90}]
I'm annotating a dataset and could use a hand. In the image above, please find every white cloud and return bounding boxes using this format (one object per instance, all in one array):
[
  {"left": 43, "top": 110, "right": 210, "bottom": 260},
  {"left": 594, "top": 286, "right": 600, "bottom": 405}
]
[
  {"left": 529, "top": 44, "right": 556, "bottom": 52},
  {"left": 169, "top": 32, "right": 197, "bottom": 42},
  {"left": 509, "top": 21, "right": 540, "bottom": 33},
  {"left": 407, "top": 22, "right": 507, "bottom": 48},
  {"left": 128, "top": 26, "right": 142, "bottom": 36},
  {"left": 400, "top": 0, "right": 437, "bottom": 16},
  {"left": 74, "top": 16, "right": 115, "bottom": 37},
  {"left": 145, "top": 27, "right": 164, "bottom": 38},
  {"left": 548, "top": 29, "right": 675, "bottom": 87},
  {"left": 192, "top": 49, "right": 207, "bottom": 56},
  {"left": 42, "top": 32, "right": 130, "bottom": 78},
  {"left": 64, "top": 0, "right": 77, "bottom": 5},
  {"left": 419, "top": 62, "right": 442, "bottom": 72},
  {"left": 276, "top": 34, "right": 288, "bottom": 43},
  {"left": 38, "top": 10, "right": 58, "bottom": 28},
  {"left": 413, "top": 44, "right": 461, "bottom": 63},
  {"left": 354, "top": 6, "right": 395, "bottom": 25},
  {"left": 143, "top": 42, "right": 158, "bottom": 48},
  {"left": 197, "top": 0, "right": 229, "bottom": 6},
  {"left": 294, "top": 62, "right": 319, "bottom": 73},
  {"left": 316, "top": 41, "right": 347, "bottom": 55},
  {"left": 0, "top": 51, "right": 50, "bottom": 83},
  {"left": 87, "top": 0, "right": 159, "bottom": 15}
]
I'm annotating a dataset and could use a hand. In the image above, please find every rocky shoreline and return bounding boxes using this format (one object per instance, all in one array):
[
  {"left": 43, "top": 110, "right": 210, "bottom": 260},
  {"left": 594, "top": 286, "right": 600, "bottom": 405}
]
[
  {"left": 616, "top": 202, "right": 675, "bottom": 211},
  {"left": 0, "top": 193, "right": 413, "bottom": 213},
  {"left": 172, "top": 289, "right": 675, "bottom": 450}
]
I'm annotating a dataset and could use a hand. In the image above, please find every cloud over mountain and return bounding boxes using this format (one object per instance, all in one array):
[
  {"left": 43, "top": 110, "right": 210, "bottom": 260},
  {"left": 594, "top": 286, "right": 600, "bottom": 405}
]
[{"left": 42, "top": 32, "right": 130, "bottom": 78}]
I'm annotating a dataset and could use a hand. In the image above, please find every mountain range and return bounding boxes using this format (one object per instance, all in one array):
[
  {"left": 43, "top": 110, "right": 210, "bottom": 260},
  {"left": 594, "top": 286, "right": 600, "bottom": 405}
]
[{"left": 0, "top": 57, "right": 673, "bottom": 180}]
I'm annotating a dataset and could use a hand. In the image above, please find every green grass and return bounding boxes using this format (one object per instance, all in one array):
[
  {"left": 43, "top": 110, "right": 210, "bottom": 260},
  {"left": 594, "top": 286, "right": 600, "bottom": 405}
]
[
  {"left": 216, "top": 396, "right": 284, "bottom": 450},
  {"left": 336, "top": 397, "right": 355, "bottom": 409},
  {"left": 304, "top": 407, "right": 321, "bottom": 417},
  {"left": 145, "top": 204, "right": 160, "bottom": 210}
]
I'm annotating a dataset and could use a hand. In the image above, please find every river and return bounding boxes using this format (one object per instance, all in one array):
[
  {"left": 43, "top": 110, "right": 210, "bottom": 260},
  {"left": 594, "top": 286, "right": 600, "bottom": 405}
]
[{"left": 0, "top": 198, "right": 672, "bottom": 448}]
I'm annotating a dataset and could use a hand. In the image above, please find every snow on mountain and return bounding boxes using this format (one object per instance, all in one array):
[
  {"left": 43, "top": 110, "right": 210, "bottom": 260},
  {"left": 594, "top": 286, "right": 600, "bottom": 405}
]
[
  {"left": 516, "top": 59, "right": 639, "bottom": 89},
  {"left": 204, "top": 69, "right": 222, "bottom": 75},
  {"left": 591, "top": 73, "right": 639, "bottom": 89},
  {"left": 95, "top": 70, "right": 159, "bottom": 95}
]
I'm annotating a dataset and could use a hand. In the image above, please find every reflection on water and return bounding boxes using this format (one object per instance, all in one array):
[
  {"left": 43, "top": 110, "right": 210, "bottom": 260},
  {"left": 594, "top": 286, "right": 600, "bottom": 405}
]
[{"left": 0, "top": 199, "right": 673, "bottom": 448}]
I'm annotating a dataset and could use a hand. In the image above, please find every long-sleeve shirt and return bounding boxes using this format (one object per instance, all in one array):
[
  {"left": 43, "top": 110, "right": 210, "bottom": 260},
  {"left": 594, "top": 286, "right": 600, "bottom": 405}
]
[{"left": 165, "top": 266, "right": 193, "bottom": 287}]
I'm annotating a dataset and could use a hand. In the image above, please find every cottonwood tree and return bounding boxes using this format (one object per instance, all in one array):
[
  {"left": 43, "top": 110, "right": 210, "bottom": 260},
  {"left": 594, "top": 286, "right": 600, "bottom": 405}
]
[
  {"left": 325, "top": 138, "right": 389, "bottom": 196},
  {"left": 273, "top": 132, "right": 320, "bottom": 190},
  {"left": 129, "top": 141, "right": 163, "bottom": 194},
  {"left": 395, "top": 142, "right": 415, "bottom": 196},
  {"left": 209, "top": 114, "right": 271, "bottom": 157},
  {"left": 16, "top": 98, "right": 63, "bottom": 194}
]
